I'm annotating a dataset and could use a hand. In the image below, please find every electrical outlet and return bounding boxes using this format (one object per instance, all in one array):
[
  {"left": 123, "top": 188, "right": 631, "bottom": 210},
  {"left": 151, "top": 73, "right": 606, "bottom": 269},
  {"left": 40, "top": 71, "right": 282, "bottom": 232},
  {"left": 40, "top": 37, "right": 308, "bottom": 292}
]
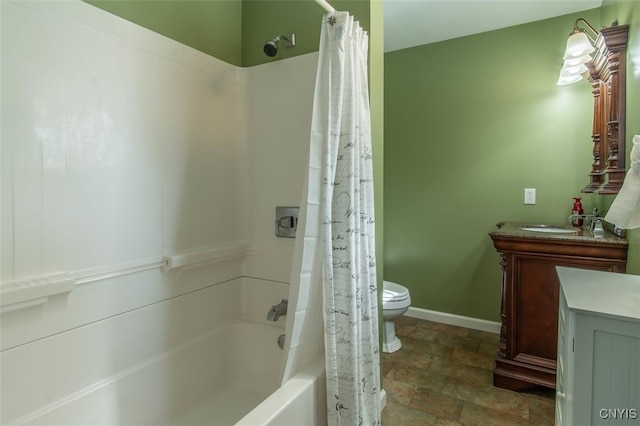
[{"left": 524, "top": 188, "right": 536, "bottom": 205}]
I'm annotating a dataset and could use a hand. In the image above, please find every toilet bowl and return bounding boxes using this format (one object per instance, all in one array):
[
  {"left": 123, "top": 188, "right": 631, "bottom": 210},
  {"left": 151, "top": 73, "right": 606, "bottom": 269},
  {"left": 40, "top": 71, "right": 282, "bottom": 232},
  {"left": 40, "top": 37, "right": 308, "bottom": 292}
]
[{"left": 382, "top": 280, "right": 411, "bottom": 353}]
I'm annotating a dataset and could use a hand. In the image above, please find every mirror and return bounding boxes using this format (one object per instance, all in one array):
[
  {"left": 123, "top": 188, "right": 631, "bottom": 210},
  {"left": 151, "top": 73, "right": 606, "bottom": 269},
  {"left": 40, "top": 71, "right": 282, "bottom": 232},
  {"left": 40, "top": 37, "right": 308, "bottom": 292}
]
[{"left": 583, "top": 24, "right": 629, "bottom": 194}]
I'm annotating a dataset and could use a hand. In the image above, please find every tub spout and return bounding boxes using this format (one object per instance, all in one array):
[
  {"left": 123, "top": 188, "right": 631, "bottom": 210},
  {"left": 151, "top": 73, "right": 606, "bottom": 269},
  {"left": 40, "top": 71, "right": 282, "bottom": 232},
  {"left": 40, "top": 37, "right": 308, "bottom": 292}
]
[{"left": 267, "top": 299, "right": 288, "bottom": 321}]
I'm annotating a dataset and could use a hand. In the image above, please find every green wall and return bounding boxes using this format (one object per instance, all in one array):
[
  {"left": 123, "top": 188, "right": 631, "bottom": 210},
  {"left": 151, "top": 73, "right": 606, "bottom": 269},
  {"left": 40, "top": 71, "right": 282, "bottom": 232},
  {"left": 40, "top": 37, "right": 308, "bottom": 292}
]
[
  {"left": 85, "top": 0, "right": 243, "bottom": 66},
  {"left": 384, "top": 9, "right": 606, "bottom": 321}
]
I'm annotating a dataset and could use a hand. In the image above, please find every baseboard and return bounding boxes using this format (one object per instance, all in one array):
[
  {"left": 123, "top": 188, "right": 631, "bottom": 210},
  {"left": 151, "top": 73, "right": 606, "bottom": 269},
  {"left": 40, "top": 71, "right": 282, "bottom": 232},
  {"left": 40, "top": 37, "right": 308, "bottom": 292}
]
[
  {"left": 405, "top": 306, "right": 501, "bottom": 334},
  {"left": 379, "top": 389, "right": 387, "bottom": 413}
]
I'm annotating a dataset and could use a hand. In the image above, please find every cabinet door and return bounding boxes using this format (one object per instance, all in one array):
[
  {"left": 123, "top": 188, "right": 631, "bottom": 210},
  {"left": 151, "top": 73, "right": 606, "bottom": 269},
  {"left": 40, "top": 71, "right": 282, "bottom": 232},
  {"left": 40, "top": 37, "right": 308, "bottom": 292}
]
[
  {"left": 574, "top": 313, "right": 640, "bottom": 425},
  {"left": 513, "top": 257, "right": 560, "bottom": 366},
  {"left": 511, "top": 255, "right": 619, "bottom": 368}
]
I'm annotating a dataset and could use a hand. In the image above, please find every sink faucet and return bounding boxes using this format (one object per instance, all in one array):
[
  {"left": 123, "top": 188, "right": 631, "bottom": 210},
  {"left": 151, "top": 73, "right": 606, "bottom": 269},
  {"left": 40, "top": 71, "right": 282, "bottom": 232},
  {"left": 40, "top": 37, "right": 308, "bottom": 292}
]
[
  {"left": 267, "top": 299, "right": 288, "bottom": 321},
  {"left": 568, "top": 208, "right": 604, "bottom": 234},
  {"left": 568, "top": 207, "right": 596, "bottom": 224}
]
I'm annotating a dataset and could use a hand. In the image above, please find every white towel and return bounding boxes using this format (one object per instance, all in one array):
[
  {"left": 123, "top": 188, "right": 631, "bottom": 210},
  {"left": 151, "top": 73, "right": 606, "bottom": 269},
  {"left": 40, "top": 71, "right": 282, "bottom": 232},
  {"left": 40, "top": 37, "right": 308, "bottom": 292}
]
[{"left": 604, "top": 135, "right": 640, "bottom": 229}]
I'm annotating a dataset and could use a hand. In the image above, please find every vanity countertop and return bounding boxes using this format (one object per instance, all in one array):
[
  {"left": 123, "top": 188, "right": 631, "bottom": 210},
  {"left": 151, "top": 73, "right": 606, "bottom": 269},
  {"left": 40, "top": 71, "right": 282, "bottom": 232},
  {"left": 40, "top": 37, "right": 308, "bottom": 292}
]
[{"left": 489, "top": 221, "right": 628, "bottom": 246}]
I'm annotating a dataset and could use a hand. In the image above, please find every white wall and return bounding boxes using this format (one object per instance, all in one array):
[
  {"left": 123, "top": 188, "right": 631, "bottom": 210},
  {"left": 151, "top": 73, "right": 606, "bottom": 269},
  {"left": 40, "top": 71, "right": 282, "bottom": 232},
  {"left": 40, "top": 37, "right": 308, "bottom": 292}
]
[
  {"left": 0, "top": 1, "right": 314, "bottom": 424},
  {"left": 243, "top": 54, "right": 318, "bottom": 283},
  {"left": 0, "top": 0, "right": 249, "bottom": 346}
]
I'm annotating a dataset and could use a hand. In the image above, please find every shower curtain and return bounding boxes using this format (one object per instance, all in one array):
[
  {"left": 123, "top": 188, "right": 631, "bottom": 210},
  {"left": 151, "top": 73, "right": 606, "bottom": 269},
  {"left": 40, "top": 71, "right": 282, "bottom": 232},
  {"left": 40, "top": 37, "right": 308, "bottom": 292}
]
[{"left": 283, "top": 11, "right": 380, "bottom": 426}]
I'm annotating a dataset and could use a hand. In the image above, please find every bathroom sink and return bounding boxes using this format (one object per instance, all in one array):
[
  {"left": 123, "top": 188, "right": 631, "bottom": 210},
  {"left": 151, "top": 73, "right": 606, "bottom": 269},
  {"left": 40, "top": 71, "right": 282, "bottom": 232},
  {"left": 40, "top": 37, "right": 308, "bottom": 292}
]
[{"left": 520, "top": 226, "right": 578, "bottom": 234}]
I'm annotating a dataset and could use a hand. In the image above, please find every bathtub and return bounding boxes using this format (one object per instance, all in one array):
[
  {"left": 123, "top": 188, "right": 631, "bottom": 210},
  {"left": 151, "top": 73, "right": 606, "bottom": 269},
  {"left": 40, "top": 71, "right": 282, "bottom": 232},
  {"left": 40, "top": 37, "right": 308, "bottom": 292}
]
[
  {"left": 2, "top": 276, "right": 327, "bottom": 426},
  {"left": 236, "top": 355, "right": 327, "bottom": 426},
  {"left": 168, "top": 320, "right": 289, "bottom": 425}
]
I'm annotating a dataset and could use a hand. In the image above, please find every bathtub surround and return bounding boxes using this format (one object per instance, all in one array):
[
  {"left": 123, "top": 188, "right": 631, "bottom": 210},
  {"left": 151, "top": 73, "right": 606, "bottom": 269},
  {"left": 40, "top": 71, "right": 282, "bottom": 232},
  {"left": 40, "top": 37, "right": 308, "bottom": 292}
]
[
  {"left": 289, "top": 12, "right": 381, "bottom": 425},
  {"left": 2, "top": 276, "right": 289, "bottom": 425},
  {"left": 0, "top": 1, "right": 323, "bottom": 424},
  {"left": 2, "top": 0, "right": 242, "bottom": 341}
]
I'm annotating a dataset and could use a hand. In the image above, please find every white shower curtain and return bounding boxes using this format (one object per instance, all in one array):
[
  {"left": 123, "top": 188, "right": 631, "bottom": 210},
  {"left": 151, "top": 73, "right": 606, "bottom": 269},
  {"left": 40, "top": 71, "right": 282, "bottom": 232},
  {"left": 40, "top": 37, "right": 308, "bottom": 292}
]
[{"left": 284, "top": 11, "right": 380, "bottom": 426}]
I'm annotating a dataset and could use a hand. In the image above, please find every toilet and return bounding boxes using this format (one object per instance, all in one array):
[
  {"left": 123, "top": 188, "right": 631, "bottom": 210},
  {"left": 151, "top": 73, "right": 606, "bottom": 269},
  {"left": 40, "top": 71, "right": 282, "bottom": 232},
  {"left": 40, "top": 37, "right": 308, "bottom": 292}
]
[{"left": 382, "top": 280, "right": 411, "bottom": 353}]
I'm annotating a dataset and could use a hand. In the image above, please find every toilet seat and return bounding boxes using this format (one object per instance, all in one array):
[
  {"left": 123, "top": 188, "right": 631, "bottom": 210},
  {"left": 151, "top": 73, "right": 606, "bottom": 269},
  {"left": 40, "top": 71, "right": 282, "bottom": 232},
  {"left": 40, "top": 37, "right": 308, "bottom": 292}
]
[{"left": 383, "top": 280, "right": 410, "bottom": 303}]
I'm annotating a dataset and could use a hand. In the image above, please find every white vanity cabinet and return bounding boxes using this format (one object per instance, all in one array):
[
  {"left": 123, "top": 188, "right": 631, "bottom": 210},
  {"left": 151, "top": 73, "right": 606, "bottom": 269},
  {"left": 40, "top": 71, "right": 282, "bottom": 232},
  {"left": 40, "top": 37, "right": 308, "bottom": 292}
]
[{"left": 555, "top": 267, "right": 640, "bottom": 426}]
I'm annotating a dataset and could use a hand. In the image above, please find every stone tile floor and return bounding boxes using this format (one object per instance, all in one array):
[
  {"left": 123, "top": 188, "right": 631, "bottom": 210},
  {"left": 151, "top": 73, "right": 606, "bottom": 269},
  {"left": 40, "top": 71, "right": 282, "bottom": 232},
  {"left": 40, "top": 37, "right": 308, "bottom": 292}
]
[{"left": 381, "top": 316, "right": 555, "bottom": 425}]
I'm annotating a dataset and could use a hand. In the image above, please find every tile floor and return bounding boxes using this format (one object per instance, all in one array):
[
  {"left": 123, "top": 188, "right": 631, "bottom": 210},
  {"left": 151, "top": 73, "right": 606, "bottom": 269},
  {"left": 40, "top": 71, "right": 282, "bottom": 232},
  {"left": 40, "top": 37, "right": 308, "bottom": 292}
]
[{"left": 381, "top": 316, "right": 556, "bottom": 425}]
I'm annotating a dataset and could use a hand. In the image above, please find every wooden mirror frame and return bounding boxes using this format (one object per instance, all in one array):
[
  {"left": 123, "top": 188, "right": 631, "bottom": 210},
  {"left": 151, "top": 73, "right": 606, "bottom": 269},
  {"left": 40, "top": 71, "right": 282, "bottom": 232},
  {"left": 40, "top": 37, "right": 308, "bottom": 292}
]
[{"left": 583, "top": 24, "right": 629, "bottom": 195}]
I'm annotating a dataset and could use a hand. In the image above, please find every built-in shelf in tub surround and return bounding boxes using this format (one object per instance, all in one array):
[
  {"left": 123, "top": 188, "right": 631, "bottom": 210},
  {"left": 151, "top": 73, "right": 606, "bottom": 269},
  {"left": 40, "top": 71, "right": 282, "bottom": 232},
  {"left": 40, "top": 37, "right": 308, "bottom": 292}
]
[
  {"left": 0, "top": 273, "right": 76, "bottom": 314},
  {"left": 489, "top": 222, "right": 628, "bottom": 392}
]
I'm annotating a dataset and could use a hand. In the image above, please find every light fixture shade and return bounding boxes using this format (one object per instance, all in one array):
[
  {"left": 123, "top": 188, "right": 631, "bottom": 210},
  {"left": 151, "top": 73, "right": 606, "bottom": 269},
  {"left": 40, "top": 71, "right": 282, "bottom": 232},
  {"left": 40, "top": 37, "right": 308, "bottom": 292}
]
[
  {"left": 557, "top": 62, "right": 588, "bottom": 86},
  {"left": 563, "top": 54, "right": 593, "bottom": 67},
  {"left": 557, "top": 73, "right": 583, "bottom": 86},
  {"left": 563, "top": 30, "right": 595, "bottom": 59},
  {"left": 560, "top": 62, "right": 588, "bottom": 75}
]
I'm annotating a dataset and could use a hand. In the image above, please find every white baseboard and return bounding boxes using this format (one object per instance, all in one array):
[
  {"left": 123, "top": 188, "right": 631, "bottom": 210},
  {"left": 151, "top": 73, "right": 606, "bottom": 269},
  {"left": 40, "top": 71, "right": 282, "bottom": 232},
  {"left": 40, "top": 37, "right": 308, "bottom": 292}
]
[
  {"left": 405, "top": 306, "right": 501, "bottom": 334},
  {"left": 379, "top": 389, "right": 387, "bottom": 413}
]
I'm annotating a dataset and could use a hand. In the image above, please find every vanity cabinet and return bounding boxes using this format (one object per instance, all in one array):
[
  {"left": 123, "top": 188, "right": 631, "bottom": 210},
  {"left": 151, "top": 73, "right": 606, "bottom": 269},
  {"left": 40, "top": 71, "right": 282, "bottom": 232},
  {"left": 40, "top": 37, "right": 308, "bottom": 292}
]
[
  {"left": 555, "top": 267, "right": 640, "bottom": 426},
  {"left": 489, "top": 222, "right": 627, "bottom": 392}
]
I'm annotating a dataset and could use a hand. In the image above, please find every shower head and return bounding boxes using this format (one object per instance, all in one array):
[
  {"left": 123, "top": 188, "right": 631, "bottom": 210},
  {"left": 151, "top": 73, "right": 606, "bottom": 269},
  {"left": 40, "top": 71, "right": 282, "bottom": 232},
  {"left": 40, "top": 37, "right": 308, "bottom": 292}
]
[
  {"left": 263, "top": 38, "right": 280, "bottom": 57},
  {"left": 263, "top": 34, "right": 296, "bottom": 57}
]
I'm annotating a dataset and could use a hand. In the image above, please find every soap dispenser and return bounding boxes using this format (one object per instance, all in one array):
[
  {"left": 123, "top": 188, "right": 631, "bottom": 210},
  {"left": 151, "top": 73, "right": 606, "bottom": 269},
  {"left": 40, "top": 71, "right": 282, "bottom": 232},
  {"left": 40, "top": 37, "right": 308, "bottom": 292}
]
[{"left": 571, "top": 197, "right": 584, "bottom": 227}]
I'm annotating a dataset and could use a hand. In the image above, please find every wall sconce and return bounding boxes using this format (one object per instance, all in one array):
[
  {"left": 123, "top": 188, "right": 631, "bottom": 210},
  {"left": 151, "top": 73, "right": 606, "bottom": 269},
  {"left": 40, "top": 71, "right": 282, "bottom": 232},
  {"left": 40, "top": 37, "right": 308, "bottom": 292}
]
[{"left": 557, "top": 18, "right": 598, "bottom": 85}]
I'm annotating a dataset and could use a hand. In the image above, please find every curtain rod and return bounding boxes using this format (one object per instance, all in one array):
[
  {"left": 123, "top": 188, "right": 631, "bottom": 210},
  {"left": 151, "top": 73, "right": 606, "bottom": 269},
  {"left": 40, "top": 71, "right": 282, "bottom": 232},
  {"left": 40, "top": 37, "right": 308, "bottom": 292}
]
[{"left": 315, "top": 0, "right": 336, "bottom": 14}]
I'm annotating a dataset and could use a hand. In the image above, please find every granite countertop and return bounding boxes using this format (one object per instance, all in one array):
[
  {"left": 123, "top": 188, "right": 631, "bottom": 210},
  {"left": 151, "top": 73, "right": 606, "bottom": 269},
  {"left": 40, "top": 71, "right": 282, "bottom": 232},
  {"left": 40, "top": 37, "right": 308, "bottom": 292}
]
[{"left": 489, "top": 221, "right": 628, "bottom": 245}]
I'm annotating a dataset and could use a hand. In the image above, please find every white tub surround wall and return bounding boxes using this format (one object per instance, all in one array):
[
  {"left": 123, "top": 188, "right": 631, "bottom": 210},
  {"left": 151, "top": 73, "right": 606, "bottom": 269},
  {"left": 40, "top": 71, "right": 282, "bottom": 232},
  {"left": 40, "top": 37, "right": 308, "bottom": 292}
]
[
  {"left": 162, "top": 241, "right": 251, "bottom": 272},
  {"left": 2, "top": 278, "right": 288, "bottom": 426},
  {"left": 242, "top": 54, "right": 318, "bottom": 285},
  {"left": 2, "top": 1, "right": 265, "bottom": 424},
  {"left": 0, "top": 0, "right": 321, "bottom": 322},
  {"left": 1, "top": 273, "right": 77, "bottom": 314},
  {"left": 1, "top": 1, "right": 323, "bottom": 424},
  {"left": 1, "top": 0, "right": 247, "bottom": 350}
]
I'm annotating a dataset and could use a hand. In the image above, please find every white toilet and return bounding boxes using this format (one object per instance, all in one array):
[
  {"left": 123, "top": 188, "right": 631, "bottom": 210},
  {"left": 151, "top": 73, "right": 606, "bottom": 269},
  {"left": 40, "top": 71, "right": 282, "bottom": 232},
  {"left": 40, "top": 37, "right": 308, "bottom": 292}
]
[{"left": 382, "top": 280, "right": 411, "bottom": 353}]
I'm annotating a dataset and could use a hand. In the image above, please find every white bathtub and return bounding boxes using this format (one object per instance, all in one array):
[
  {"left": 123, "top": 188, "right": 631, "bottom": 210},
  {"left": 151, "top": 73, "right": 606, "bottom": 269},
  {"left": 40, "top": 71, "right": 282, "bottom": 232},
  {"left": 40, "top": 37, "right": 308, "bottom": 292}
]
[
  {"left": 236, "top": 355, "right": 327, "bottom": 426},
  {"left": 162, "top": 278, "right": 327, "bottom": 426},
  {"left": 2, "top": 276, "right": 327, "bottom": 426},
  {"left": 169, "top": 321, "right": 287, "bottom": 425}
]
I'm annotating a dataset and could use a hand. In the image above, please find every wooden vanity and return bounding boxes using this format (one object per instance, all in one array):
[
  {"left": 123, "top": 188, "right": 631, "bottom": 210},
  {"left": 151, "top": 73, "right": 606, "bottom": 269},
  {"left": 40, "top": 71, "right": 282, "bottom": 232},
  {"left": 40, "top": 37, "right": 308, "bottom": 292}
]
[{"left": 489, "top": 222, "right": 628, "bottom": 391}]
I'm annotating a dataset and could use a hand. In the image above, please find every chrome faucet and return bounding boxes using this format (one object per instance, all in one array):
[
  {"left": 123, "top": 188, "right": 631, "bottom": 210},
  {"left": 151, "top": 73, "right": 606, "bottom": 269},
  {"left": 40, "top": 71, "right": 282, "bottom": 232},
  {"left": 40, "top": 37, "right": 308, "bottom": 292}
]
[
  {"left": 568, "top": 207, "right": 596, "bottom": 224},
  {"left": 267, "top": 299, "right": 288, "bottom": 321},
  {"left": 568, "top": 208, "right": 604, "bottom": 234}
]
